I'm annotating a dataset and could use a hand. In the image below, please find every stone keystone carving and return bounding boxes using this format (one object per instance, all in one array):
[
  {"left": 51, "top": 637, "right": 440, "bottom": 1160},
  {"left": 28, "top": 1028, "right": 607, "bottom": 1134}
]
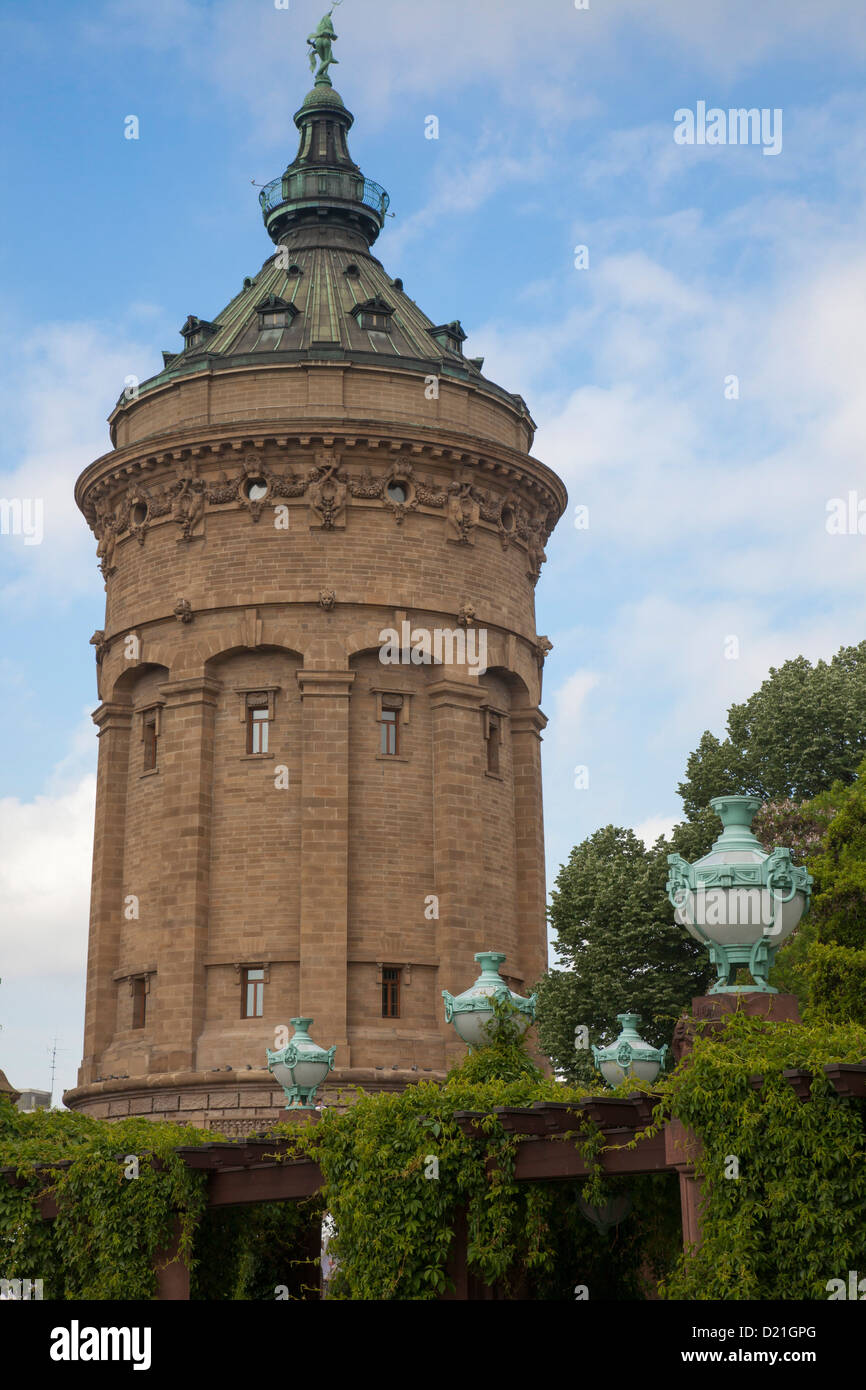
[
  {"left": 457, "top": 601, "right": 476, "bottom": 628},
  {"left": 319, "top": 589, "right": 337, "bottom": 611},
  {"left": 173, "top": 599, "right": 194, "bottom": 624}
]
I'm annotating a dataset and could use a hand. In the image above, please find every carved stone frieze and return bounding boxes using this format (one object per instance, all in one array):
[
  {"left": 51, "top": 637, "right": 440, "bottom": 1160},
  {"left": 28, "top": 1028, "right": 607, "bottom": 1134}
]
[
  {"left": 347, "top": 465, "right": 383, "bottom": 500},
  {"left": 169, "top": 474, "right": 206, "bottom": 541},
  {"left": 382, "top": 459, "right": 419, "bottom": 525},
  {"left": 525, "top": 510, "right": 550, "bottom": 584},
  {"left": 414, "top": 476, "right": 447, "bottom": 508},
  {"left": 446, "top": 479, "right": 481, "bottom": 545},
  {"left": 94, "top": 509, "right": 119, "bottom": 578},
  {"left": 206, "top": 472, "right": 242, "bottom": 505},
  {"left": 307, "top": 451, "right": 347, "bottom": 529}
]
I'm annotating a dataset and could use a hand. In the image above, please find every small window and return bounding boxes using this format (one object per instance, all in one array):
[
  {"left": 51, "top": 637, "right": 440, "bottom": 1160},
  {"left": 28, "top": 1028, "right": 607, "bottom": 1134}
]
[
  {"left": 486, "top": 713, "right": 501, "bottom": 774},
  {"left": 247, "top": 701, "right": 269, "bottom": 754},
  {"left": 244, "top": 477, "right": 269, "bottom": 501},
  {"left": 143, "top": 712, "right": 158, "bottom": 770},
  {"left": 385, "top": 481, "right": 407, "bottom": 504},
  {"left": 132, "top": 977, "right": 147, "bottom": 1030},
  {"left": 352, "top": 297, "right": 394, "bottom": 334},
  {"left": 379, "top": 698, "right": 401, "bottom": 755},
  {"left": 242, "top": 967, "right": 265, "bottom": 1019},
  {"left": 382, "top": 967, "right": 400, "bottom": 1018}
]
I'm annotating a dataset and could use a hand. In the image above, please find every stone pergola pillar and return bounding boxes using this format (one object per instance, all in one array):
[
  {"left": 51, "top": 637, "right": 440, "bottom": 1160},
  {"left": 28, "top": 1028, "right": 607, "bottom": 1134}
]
[
  {"left": 297, "top": 669, "right": 355, "bottom": 1061},
  {"left": 669, "top": 991, "right": 803, "bottom": 1251}
]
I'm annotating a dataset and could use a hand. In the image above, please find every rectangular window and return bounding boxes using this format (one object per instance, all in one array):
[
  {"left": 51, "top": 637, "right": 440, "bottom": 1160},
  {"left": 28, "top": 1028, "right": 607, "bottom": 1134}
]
[
  {"left": 143, "top": 713, "right": 158, "bottom": 770},
  {"left": 247, "top": 703, "right": 269, "bottom": 754},
  {"left": 132, "top": 977, "right": 147, "bottom": 1030},
  {"left": 378, "top": 694, "right": 403, "bottom": 756},
  {"left": 379, "top": 708, "right": 398, "bottom": 755},
  {"left": 242, "top": 967, "right": 265, "bottom": 1019},
  {"left": 382, "top": 967, "right": 400, "bottom": 1018},
  {"left": 486, "top": 713, "right": 501, "bottom": 774}
]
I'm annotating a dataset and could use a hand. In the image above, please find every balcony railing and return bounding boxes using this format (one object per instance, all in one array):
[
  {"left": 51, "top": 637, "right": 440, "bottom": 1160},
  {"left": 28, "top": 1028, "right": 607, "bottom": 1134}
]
[{"left": 259, "top": 175, "right": 390, "bottom": 218}]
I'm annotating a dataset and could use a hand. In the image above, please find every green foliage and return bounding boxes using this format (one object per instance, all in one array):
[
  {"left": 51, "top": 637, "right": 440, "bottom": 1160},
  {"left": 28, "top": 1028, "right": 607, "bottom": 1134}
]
[
  {"left": 191, "top": 1200, "right": 322, "bottom": 1300},
  {"left": 0, "top": 1099, "right": 218, "bottom": 1299},
  {"left": 447, "top": 994, "right": 546, "bottom": 1085},
  {"left": 278, "top": 1035, "right": 679, "bottom": 1301},
  {"left": 678, "top": 644, "right": 866, "bottom": 819},
  {"left": 536, "top": 818, "right": 713, "bottom": 1080},
  {"left": 4, "top": 1008, "right": 865, "bottom": 1301},
  {"left": 796, "top": 758, "right": 866, "bottom": 1023},
  {"left": 653, "top": 1012, "right": 866, "bottom": 1300}
]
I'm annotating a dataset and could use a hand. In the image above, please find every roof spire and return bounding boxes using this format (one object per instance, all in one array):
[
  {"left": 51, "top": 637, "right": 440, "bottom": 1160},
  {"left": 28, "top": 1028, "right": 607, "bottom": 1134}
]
[
  {"left": 259, "top": 4, "right": 390, "bottom": 249},
  {"left": 307, "top": 3, "right": 342, "bottom": 87}
]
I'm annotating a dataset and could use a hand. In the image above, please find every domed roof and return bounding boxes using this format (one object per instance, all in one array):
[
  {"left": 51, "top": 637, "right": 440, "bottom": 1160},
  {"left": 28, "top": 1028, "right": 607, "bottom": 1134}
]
[
  {"left": 152, "top": 241, "right": 506, "bottom": 388},
  {"left": 126, "top": 64, "right": 534, "bottom": 432}
]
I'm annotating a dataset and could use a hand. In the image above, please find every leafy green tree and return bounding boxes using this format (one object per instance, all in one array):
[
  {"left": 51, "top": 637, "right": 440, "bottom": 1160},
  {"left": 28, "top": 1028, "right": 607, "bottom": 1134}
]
[
  {"left": 798, "top": 758, "right": 866, "bottom": 1022},
  {"left": 535, "top": 814, "right": 716, "bottom": 1081},
  {"left": 679, "top": 643, "right": 866, "bottom": 819}
]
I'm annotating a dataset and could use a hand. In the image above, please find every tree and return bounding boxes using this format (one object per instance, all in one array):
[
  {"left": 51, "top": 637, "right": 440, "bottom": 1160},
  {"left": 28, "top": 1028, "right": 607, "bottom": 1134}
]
[
  {"left": 535, "top": 815, "right": 716, "bottom": 1081},
  {"left": 538, "top": 645, "right": 866, "bottom": 1077},
  {"left": 678, "top": 644, "right": 866, "bottom": 820},
  {"left": 798, "top": 758, "right": 866, "bottom": 1023}
]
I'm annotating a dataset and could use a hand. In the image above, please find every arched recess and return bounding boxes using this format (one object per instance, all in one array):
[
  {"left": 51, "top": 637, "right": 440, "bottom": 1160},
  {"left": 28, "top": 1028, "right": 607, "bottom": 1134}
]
[{"left": 109, "top": 653, "right": 172, "bottom": 703}]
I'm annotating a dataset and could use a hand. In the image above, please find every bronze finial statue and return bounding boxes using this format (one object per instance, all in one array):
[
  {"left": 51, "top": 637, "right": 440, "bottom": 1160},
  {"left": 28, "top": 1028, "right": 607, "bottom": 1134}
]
[{"left": 308, "top": 3, "right": 341, "bottom": 85}]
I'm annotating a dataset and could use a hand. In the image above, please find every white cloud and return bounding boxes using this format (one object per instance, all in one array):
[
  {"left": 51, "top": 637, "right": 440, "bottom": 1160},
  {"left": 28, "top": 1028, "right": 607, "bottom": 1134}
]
[
  {"left": 551, "top": 670, "right": 600, "bottom": 730},
  {"left": 0, "top": 761, "right": 95, "bottom": 979},
  {"left": 634, "top": 814, "right": 680, "bottom": 848},
  {"left": 0, "top": 319, "right": 155, "bottom": 608}
]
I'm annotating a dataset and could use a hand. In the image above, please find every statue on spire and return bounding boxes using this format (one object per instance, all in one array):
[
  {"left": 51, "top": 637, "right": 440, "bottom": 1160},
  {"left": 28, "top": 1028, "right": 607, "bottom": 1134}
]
[{"left": 307, "top": 4, "right": 341, "bottom": 85}]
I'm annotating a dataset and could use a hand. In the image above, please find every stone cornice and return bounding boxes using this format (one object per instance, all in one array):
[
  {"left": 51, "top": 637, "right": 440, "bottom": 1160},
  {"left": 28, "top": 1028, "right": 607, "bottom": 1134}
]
[
  {"left": 158, "top": 675, "right": 223, "bottom": 706},
  {"left": 296, "top": 669, "right": 355, "bottom": 697},
  {"left": 76, "top": 419, "right": 567, "bottom": 524},
  {"left": 91, "top": 701, "right": 134, "bottom": 731},
  {"left": 509, "top": 708, "right": 548, "bottom": 737},
  {"left": 426, "top": 679, "right": 487, "bottom": 711}
]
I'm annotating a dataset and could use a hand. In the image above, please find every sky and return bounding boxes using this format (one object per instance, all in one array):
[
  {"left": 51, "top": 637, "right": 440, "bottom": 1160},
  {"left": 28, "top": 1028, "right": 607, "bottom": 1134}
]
[{"left": 1, "top": 0, "right": 866, "bottom": 1103}]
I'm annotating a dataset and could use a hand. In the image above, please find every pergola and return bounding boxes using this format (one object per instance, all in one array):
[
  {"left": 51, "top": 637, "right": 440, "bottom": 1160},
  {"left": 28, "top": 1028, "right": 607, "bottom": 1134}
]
[{"left": 5, "top": 1061, "right": 865, "bottom": 1300}]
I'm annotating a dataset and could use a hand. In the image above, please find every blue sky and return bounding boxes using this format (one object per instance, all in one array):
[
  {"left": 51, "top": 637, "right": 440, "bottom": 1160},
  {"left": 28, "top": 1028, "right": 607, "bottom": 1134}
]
[{"left": 2, "top": 0, "right": 866, "bottom": 1101}]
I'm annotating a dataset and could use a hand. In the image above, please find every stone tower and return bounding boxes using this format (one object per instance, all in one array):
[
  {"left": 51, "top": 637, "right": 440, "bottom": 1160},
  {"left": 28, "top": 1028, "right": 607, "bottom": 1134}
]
[{"left": 65, "top": 38, "right": 566, "bottom": 1134}]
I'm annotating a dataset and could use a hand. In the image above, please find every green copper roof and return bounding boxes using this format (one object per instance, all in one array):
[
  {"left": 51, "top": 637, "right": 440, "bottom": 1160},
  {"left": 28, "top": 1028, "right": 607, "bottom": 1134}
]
[
  {"left": 117, "top": 23, "right": 534, "bottom": 429},
  {"left": 147, "top": 242, "right": 493, "bottom": 385}
]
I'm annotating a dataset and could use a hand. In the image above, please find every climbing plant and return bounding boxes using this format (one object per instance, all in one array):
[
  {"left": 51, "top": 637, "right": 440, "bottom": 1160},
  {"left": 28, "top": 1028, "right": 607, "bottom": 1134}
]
[
  {"left": 2, "top": 1007, "right": 864, "bottom": 1301},
  {"left": 0, "top": 1102, "right": 216, "bottom": 1299},
  {"left": 649, "top": 1011, "right": 866, "bottom": 1300}
]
